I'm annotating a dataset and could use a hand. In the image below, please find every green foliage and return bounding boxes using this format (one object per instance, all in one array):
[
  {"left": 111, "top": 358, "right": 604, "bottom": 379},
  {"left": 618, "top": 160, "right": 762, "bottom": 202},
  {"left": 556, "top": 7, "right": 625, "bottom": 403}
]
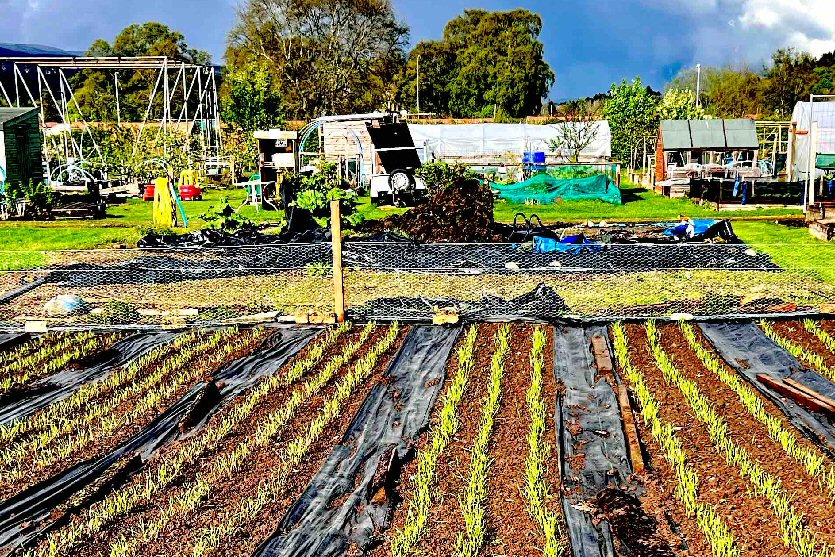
[
  {"left": 2, "top": 181, "right": 60, "bottom": 218},
  {"left": 666, "top": 47, "right": 835, "bottom": 119},
  {"left": 199, "top": 201, "right": 253, "bottom": 232},
  {"left": 396, "top": 9, "right": 554, "bottom": 118},
  {"left": 603, "top": 78, "right": 660, "bottom": 166},
  {"left": 415, "top": 161, "right": 473, "bottom": 196},
  {"left": 73, "top": 22, "right": 211, "bottom": 122},
  {"left": 221, "top": 64, "right": 284, "bottom": 133},
  {"left": 657, "top": 88, "right": 705, "bottom": 121},
  {"left": 228, "top": 0, "right": 408, "bottom": 119},
  {"left": 288, "top": 163, "right": 363, "bottom": 229}
]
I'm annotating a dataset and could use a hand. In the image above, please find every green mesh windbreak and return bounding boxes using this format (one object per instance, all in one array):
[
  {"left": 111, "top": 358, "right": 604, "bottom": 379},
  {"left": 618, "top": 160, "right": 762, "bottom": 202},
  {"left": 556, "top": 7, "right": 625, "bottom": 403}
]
[{"left": 492, "top": 173, "right": 622, "bottom": 205}]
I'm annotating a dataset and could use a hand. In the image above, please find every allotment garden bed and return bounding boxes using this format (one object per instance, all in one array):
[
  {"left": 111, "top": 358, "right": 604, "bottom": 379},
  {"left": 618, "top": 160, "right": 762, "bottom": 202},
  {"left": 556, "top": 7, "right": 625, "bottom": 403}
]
[{"left": 1, "top": 319, "right": 835, "bottom": 556}]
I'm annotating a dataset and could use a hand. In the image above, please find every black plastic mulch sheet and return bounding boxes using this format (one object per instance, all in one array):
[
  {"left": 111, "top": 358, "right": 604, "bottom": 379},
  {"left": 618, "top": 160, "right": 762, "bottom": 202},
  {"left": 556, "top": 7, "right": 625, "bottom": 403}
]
[
  {"left": 0, "top": 333, "right": 28, "bottom": 352},
  {"left": 0, "top": 331, "right": 180, "bottom": 426},
  {"left": 350, "top": 284, "right": 570, "bottom": 322},
  {"left": 0, "top": 326, "right": 320, "bottom": 551},
  {"left": 700, "top": 322, "right": 835, "bottom": 456},
  {"left": 255, "top": 325, "right": 461, "bottom": 557},
  {"left": 554, "top": 325, "right": 633, "bottom": 557}
]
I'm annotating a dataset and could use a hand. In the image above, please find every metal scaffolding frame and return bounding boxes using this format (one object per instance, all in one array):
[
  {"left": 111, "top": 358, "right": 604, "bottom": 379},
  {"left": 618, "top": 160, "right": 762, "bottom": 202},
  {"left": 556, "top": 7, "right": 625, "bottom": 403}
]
[{"left": 0, "top": 56, "right": 222, "bottom": 178}]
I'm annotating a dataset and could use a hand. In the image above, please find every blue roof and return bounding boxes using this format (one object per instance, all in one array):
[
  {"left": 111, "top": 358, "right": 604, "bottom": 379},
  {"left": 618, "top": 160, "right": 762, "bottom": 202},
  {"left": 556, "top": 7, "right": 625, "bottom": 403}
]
[{"left": 0, "top": 43, "right": 81, "bottom": 57}]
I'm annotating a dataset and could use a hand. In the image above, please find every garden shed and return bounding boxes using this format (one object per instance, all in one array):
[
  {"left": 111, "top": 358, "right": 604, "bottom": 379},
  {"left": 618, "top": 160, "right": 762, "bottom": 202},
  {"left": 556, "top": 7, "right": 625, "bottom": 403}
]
[
  {"left": 0, "top": 107, "right": 43, "bottom": 189},
  {"left": 655, "top": 119, "right": 759, "bottom": 180}
]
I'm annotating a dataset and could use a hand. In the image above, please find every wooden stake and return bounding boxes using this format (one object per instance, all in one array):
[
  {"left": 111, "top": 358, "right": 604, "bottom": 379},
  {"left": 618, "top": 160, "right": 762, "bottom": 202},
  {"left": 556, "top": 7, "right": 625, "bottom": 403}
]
[{"left": 331, "top": 200, "right": 345, "bottom": 323}]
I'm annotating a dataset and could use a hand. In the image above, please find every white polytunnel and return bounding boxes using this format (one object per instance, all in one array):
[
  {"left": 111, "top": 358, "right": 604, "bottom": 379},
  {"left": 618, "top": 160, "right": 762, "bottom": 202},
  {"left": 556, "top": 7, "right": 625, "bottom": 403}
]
[
  {"left": 407, "top": 121, "right": 612, "bottom": 163},
  {"left": 793, "top": 101, "right": 835, "bottom": 180}
]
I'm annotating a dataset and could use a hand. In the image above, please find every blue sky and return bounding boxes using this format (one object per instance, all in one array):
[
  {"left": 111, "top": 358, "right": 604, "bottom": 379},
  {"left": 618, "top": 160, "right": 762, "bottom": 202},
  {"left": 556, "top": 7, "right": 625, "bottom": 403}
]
[{"left": 1, "top": 0, "right": 834, "bottom": 99}]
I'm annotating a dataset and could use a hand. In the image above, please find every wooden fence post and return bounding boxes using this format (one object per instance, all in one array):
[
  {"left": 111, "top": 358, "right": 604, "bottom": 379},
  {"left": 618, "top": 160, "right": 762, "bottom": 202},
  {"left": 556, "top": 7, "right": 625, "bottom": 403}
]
[{"left": 331, "top": 200, "right": 346, "bottom": 323}]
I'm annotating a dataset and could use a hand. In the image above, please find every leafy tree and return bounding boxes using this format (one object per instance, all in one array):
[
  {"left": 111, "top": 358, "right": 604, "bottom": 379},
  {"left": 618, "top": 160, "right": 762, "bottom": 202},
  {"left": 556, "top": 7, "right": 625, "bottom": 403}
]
[
  {"left": 548, "top": 99, "right": 602, "bottom": 162},
  {"left": 227, "top": 0, "right": 408, "bottom": 119},
  {"left": 667, "top": 65, "right": 762, "bottom": 118},
  {"left": 397, "top": 9, "right": 554, "bottom": 118},
  {"left": 73, "top": 22, "right": 211, "bottom": 123},
  {"left": 220, "top": 63, "right": 284, "bottom": 132},
  {"left": 657, "top": 88, "right": 704, "bottom": 120},
  {"left": 603, "top": 78, "right": 660, "bottom": 166},
  {"left": 761, "top": 48, "right": 818, "bottom": 118}
]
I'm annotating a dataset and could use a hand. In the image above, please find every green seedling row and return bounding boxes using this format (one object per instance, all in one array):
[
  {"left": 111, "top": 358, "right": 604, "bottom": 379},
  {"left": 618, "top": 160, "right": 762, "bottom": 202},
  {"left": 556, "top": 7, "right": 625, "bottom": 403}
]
[
  {"left": 0, "top": 331, "right": 122, "bottom": 395},
  {"left": 760, "top": 320, "right": 835, "bottom": 383},
  {"left": 681, "top": 322, "right": 835, "bottom": 501},
  {"left": 612, "top": 323, "right": 741, "bottom": 557},
  {"left": 647, "top": 321, "right": 832, "bottom": 557},
  {"left": 185, "top": 323, "right": 400, "bottom": 557},
  {"left": 524, "top": 326, "right": 564, "bottom": 557},
  {"left": 0, "top": 328, "right": 248, "bottom": 483},
  {"left": 28, "top": 323, "right": 353, "bottom": 557},
  {"left": 803, "top": 320, "right": 835, "bottom": 357},
  {"left": 390, "top": 324, "right": 479, "bottom": 557},
  {"left": 0, "top": 329, "right": 205, "bottom": 447},
  {"left": 455, "top": 324, "right": 511, "bottom": 557}
]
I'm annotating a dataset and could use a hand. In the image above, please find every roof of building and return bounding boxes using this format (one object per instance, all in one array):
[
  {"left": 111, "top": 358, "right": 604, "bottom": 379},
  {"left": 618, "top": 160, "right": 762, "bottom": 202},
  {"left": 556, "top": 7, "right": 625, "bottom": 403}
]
[
  {"left": 0, "top": 107, "right": 38, "bottom": 126},
  {"left": 660, "top": 119, "right": 758, "bottom": 150},
  {"left": 0, "top": 43, "right": 80, "bottom": 57}
]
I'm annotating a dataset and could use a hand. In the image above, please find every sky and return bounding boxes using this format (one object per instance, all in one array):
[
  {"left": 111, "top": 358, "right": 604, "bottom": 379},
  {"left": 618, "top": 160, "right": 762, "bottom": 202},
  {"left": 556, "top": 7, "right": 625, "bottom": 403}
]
[{"left": 1, "top": 0, "right": 834, "bottom": 99}]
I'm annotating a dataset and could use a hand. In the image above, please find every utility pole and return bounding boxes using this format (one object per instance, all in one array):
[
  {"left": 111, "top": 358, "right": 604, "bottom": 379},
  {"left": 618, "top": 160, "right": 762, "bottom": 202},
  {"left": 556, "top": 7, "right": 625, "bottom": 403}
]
[
  {"left": 696, "top": 64, "right": 702, "bottom": 109},
  {"left": 416, "top": 54, "right": 420, "bottom": 114}
]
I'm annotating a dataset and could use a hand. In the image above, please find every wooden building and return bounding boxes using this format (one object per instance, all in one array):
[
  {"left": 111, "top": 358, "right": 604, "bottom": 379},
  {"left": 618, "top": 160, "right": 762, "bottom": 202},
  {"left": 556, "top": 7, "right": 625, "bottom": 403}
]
[{"left": 0, "top": 107, "right": 43, "bottom": 187}]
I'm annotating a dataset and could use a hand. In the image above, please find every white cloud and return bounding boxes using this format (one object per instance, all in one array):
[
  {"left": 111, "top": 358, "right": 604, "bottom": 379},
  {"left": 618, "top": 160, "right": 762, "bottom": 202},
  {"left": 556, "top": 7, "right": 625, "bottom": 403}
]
[{"left": 646, "top": 0, "right": 835, "bottom": 66}]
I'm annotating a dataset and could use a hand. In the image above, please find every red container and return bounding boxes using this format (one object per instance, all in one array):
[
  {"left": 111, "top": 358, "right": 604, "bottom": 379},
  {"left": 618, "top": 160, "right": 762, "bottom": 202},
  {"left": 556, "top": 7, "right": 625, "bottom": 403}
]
[
  {"left": 142, "top": 184, "right": 155, "bottom": 201},
  {"left": 179, "top": 184, "right": 203, "bottom": 201}
]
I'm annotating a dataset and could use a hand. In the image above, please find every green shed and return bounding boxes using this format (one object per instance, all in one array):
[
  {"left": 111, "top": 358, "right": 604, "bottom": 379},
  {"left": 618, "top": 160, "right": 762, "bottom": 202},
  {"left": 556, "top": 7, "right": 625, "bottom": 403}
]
[{"left": 0, "top": 107, "right": 43, "bottom": 189}]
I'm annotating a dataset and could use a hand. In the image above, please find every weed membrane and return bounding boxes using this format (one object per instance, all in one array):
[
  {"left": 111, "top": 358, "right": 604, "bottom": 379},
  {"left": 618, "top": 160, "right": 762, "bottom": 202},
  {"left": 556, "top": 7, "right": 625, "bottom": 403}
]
[
  {"left": 700, "top": 322, "right": 835, "bottom": 456},
  {"left": 0, "top": 333, "right": 27, "bottom": 351},
  {"left": 350, "top": 284, "right": 569, "bottom": 322},
  {"left": 555, "top": 325, "right": 642, "bottom": 557},
  {"left": 255, "top": 325, "right": 461, "bottom": 557},
  {"left": 0, "top": 326, "right": 319, "bottom": 552},
  {"left": 0, "top": 331, "right": 179, "bottom": 426}
]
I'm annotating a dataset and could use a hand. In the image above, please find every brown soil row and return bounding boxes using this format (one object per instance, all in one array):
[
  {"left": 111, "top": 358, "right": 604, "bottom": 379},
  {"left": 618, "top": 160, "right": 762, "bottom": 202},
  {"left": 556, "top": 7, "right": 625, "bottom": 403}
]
[
  {"left": 97, "top": 326, "right": 409, "bottom": 557},
  {"left": 0, "top": 328, "right": 271, "bottom": 502},
  {"left": 771, "top": 320, "right": 835, "bottom": 369},
  {"left": 660, "top": 324, "right": 835, "bottom": 544},
  {"left": 70, "top": 325, "right": 383, "bottom": 556},
  {"left": 409, "top": 323, "right": 498, "bottom": 556},
  {"left": 485, "top": 324, "right": 546, "bottom": 555},
  {"left": 624, "top": 323, "right": 789, "bottom": 557}
]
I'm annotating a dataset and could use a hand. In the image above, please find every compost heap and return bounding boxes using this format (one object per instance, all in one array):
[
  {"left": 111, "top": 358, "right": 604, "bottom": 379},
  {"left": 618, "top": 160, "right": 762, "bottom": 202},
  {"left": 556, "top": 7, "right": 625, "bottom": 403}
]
[{"left": 369, "top": 177, "right": 495, "bottom": 243}]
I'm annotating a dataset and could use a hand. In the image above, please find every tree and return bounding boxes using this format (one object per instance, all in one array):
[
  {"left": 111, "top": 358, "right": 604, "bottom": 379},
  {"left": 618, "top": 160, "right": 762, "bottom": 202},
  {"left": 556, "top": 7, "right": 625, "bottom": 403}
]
[
  {"left": 220, "top": 64, "right": 284, "bottom": 132},
  {"left": 397, "top": 9, "right": 555, "bottom": 118},
  {"left": 603, "top": 78, "right": 660, "bottom": 167},
  {"left": 549, "top": 100, "right": 602, "bottom": 162},
  {"left": 667, "top": 65, "right": 762, "bottom": 118},
  {"left": 762, "top": 48, "right": 817, "bottom": 118},
  {"left": 657, "top": 88, "right": 704, "bottom": 121},
  {"left": 227, "top": 0, "right": 408, "bottom": 119},
  {"left": 73, "top": 23, "right": 211, "bottom": 122}
]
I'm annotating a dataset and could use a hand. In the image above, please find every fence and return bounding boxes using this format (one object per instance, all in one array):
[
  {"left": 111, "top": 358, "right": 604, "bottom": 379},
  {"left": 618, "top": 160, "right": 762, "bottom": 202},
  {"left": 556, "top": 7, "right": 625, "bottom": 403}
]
[{"left": 2, "top": 238, "right": 835, "bottom": 330}]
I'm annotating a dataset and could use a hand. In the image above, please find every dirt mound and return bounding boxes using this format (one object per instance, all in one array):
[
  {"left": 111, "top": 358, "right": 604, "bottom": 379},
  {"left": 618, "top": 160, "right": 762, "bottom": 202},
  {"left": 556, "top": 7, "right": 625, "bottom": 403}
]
[
  {"left": 371, "top": 178, "right": 495, "bottom": 243},
  {"left": 595, "top": 487, "right": 675, "bottom": 557}
]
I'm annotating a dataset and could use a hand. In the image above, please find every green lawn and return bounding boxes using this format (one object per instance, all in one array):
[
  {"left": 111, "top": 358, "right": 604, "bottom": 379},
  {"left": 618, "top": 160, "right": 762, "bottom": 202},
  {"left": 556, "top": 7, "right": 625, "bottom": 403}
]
[
  {"left": 0, "top": 183, "right": 809, "bottom": 268},
  {"left": 493, "top": 185, "right": 802, "bottom": 223}
]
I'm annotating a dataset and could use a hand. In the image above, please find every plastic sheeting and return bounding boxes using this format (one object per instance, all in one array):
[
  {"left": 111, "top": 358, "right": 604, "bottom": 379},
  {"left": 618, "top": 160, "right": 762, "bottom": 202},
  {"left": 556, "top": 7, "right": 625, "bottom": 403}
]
[
  {"left": 792, "top": 101, "right": 835, "bottom": 180},
  {"left": 493, "top": 174, "right": 622, "bottom": 205},
  {"left": 0, "top": 331, "right": 180, "bottom": 426},
  {"left": 0, "top": 326, "right": 319, "bottom": 551},
  {"left": 554, "top": 325, "right": 634, "bottom": 557},
  {"left": 699, "top": 322, "right": 835, "bottom": 457},
  {"left": 255, "top": 325, "right": 461, "bottom": 557},
  {"left": 408, "top": 122, "right": 612, "bottom": 161}
]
